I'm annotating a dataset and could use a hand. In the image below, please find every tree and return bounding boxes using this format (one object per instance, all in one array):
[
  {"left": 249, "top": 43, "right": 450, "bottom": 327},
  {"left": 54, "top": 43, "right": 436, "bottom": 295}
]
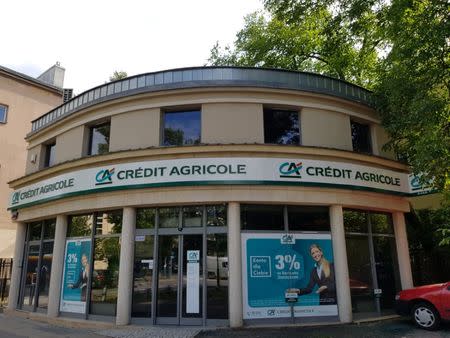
[{"left": 109, "top": 71, "right": 128, "bottom": 82}]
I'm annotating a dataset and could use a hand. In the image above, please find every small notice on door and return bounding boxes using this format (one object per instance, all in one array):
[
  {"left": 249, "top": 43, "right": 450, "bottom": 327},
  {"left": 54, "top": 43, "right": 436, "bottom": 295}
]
[{"left": 186, "top": 250, "right": 200, "bottom": 313}]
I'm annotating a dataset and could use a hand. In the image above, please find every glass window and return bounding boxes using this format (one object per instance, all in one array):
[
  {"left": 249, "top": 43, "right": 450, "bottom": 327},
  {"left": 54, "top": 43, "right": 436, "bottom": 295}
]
[
  {"left": 29, "top": 222, "right": 42, "bottom": 241},
  {"left": 206, "top": 205, "right": 227, "bottom": 227},
  {"left": 159, "top": 207, "right": 179, "bottom": 228},
  {"left": 89, "top": 122, "right": 110, "bottom": 155},
  {"left": 163, "top": 110, "right": 201, "bottom": 146},
  {"left": 288, "top": 206, "right": 330, "bottom": 231},
  {"left": 132, "top": 236, "right": 154, "bottom": 317},
  {"left": 0, "top": 104, "right": 7, "bottom": 123},
  {"left": 44, "top": 143, "right": 56, "bottom": 168},
  {"left": 43, "top": 219, "right": 56, "bottom": 240},
  {"left": 95, "top": 211, "right": 122, "bottom": 235},
  {"left": 136, "top": 208, "right": 156, "bottom": 229},
  {"left": 241, "top": 205, "right": 284, "bottom": 231},
  {"left": 90, "top": 237, "right": 120, "bottom": 316},
  {"left": 264, "top": 109, "right": 300, "bottom": 145},
  {"left": 37, "top": 241, "right": 54, "bottom": 310},
  {"left": 344, "top": 210, "right": 368, "bottom": 233},
  {"left": 182, "top": 206, "right": 202, "bottom": 227},
  {"left": 351, "top": 121, "right": 372, "bottom": 154},
  {"left": 206, "top": 234, "right": 228, "bottom": 319},
  {"left": 67, "top": 214, "right": 93, "bottom": 237},
  {"left": 370, "top": 213, "right": 394, "bottom": 234}
]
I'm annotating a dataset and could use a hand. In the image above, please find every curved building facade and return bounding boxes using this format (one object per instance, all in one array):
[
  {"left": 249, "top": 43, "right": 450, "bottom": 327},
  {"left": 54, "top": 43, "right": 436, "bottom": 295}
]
[{"left": 7, "top": 67, "right": 417, "bottom": 327}]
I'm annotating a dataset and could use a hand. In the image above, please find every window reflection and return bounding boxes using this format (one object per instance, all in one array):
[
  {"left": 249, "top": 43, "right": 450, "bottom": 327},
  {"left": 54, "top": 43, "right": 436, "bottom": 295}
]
[
  {"left": 264, "top": 109, "right": 300, "bottom": 145},
  {"left": 163, "top": 111, "right": 201, "bottom": 146},
  {"left": 183, "top": 206, "right": 202, "bottom": 227},
  {"left": 132, "top": 236, "right": 154, "bottom": 317},
  {"left": 159, "top": 207, "right": 179, "bottom": 228},
  {"left": 89, "top": 123, "right": 110, "bottom": 155},
  {"left": 95, "top": 211, "right": 122, "bottom": 235},
  {"left": 67, "top": 215, "right": 93, "bottom": 237}
]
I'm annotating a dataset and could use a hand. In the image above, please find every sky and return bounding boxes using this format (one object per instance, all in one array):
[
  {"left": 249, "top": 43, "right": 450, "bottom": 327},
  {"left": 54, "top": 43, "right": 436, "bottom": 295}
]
[{"left": 2, "top": 0, "right": 263, "bottom": 95}]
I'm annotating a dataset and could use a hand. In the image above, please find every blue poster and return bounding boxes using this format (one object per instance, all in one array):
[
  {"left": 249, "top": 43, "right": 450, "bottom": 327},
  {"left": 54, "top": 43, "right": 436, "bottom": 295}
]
[
  {"left": 242, "top": 233, "right": 338, "bottom": 319},
  {"left": 60, "top": 239, "right": 91, "bottom": 313}
]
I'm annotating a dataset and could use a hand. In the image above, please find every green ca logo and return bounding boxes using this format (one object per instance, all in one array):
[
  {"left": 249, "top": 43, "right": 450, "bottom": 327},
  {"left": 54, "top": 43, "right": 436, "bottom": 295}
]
[
  {"left": 279, "top": 162, "right": 303, "bottom": 179},
  {"left": 12, "top": 192, "right": 20, "bottom": 205},
  {"left": 95, "top": 168, "right": 115, "bottom": 186}
]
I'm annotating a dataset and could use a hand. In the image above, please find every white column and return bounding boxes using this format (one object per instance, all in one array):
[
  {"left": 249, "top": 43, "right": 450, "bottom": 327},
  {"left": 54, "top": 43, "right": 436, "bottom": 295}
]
[
  {"left": 330, "top": 205, "right": 352, "bottom": 323},
  {"left": 393, "top": 212, "right": 413, "bottom": 290},
  {"left": 7, "top": 222, "right": 27, "bottom": 310},
  {"left": 47, "top": 215, "right": 68, "bottom": 317},
  {"left": 227, "top": 202, "right": 243, "bottom": 327},
  {"left": 116, "top": 207, "right": 136, "bottom": 325}
]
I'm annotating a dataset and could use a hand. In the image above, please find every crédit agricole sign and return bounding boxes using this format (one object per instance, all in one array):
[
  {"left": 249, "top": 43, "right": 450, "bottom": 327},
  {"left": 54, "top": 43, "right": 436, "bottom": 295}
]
[{"left": 9, "top": 157, "right": 431, "bottom": 209}]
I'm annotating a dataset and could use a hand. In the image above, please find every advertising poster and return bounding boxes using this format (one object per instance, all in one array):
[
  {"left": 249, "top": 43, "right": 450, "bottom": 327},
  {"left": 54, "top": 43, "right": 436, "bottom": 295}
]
[
  {"left": 60, "top": 239, "right": 91, "bottom": 313},
  {"left": 242, "top": 233, "right": 338, "bottom": 319}
]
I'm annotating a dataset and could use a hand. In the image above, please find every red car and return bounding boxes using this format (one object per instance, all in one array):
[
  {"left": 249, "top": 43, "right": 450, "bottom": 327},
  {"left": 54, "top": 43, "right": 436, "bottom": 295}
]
[{"left": 395, "top": 282, "right": 450, "bottom": 330}]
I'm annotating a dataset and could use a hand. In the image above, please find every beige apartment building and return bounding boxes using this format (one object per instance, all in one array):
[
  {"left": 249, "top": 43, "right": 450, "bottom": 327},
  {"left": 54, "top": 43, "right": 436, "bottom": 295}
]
[
  {"left": 6, "top": 67, "right": 431, "bottom": 327},
  {"left": 0, "top": 65, "right": 63, "bottom": 258}
]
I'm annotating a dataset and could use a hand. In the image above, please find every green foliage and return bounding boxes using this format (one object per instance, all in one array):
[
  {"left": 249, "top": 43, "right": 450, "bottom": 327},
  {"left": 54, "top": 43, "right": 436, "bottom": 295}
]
[
  {"left": 109, "top": 70, "right": 128, "bottom": 82},
  {"left": 164, "top": 128, "right": 184, "bottom": 146}
]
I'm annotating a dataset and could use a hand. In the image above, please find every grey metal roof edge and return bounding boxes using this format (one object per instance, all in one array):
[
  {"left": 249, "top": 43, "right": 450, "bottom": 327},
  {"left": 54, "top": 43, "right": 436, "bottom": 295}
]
[
  {"left": 28, "top": 66, "right": 373, "bottom": 137},
  {"left": 0, "top": 65, "right": 63, "bottom": 93}
]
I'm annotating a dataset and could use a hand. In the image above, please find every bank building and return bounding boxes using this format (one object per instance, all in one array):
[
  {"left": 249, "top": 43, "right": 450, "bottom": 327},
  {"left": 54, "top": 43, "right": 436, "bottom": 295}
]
[{"left": 6, "top": 67, "right": 428, "bottom": 327}]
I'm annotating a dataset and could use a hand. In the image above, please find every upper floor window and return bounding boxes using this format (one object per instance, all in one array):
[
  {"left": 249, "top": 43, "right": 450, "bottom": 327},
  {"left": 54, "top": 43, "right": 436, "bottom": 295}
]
[
  {"left": 0, "top": 104, "right": 8, "bottom": 124},
  {"left": 162, "top": 110, "right": 201, "bottom": 146},
  {"left": 89, "top": 122, "right": 110, "bottom": 155},
  {"left": 351, "top": 120, "right": 372, "bottom": 154},
  {"left": 264, "top": 109, "right": 300, "bottom": 145},
  {"left": 44, "top": 142, "right": 56, "bottom": 168}
]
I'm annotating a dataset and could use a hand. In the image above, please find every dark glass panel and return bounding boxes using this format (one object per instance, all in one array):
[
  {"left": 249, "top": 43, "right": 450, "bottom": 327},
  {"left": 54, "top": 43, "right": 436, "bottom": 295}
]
[
  {"left": 89, "top": 123, "right": 110, "bottom": 155},
  {"left": 22, "top": 245, "right": 40, "bottom": 308},
  {"left": 67, "top": 215, "right": 93, "bottom": 237},
  {"left": 344, "top": 210, "right": 368, "bottom": 233},
  {"left": 29, "top": 223, "right": 42, "bottom": 241},
  {"left": 44, "top": 143, "right": 56, "bottom": 167},
  {"left": 90, "top": 237, "right": 121, "bottom": 316},
  {"left": 182, "top": 206, "right": 202, "bottom": 228},
  {"left": 163, "top": 111, "right": 201, "bottom": 146},
  {"left": 95, "top": 210, "right": 122, "bottom": 235},
  {"left": 206, "top": 205, "right": 227, "bottom": 227},
  {"left": 351, "top": 121, "right": 372, "bottom": 154},
  {"left": 43, "top": 219, "right": 56, "bottom": 240},
  {"left": 206, "top": 234, "right": 228, "bottom": 319},
  {"left": 157, "top": 236, "right": 179, "bottom": 317},
  {"left": 37, "top": 241, "right": 54, "bottom": 309},
  {"left": 159, "top": 208, "right": 179, "bottom": 228},
  {"left": 288, "top": 206, "right": 330, "bottom": 231},
  {"left": 370, "top": 213, "right": 394, "bottom": 234},
  {"left": 136, "top": 208, "right": 156, "bottom": 229},
  {"left": 345, "top": 235, "right": 376, "bottom": 313},
  {"left": 241, "top": 205, "right": 284, "bottom": 231},
  {"left": 264, "top": 109, "right": 300, "bottom": 145},
  {"left": 132, "top": 236, "right": 154, "bottom": 317}
]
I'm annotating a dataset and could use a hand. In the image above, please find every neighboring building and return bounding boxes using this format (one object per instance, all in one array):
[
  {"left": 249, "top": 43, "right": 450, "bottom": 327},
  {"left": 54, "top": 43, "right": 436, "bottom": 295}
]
[
  {"left": 0, "top": 65, "right": 63, "bottom": 259},
  {"left": 7, "top": 67, "right": 428, "bottom": 327}
]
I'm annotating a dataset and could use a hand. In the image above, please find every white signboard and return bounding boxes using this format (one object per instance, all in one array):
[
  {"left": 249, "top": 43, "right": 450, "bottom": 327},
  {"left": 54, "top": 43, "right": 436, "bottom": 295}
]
[
  {"left": 186, "top": 250, "right": 200, "bottom": 314},
  {"left": 9, "top": 157, "right": 432, "bottom": 209}
]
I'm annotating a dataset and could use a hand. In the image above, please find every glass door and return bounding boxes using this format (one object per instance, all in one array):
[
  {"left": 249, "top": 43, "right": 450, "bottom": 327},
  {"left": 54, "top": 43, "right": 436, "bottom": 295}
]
[{"left": 155, "top": 234, "right": 203, "bottom": 325}]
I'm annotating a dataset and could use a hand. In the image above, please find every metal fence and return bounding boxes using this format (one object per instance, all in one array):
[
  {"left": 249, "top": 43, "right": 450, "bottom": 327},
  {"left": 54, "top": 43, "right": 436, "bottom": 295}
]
[{"left": 0, "top": 258, "right": 12, "bottom": 306}]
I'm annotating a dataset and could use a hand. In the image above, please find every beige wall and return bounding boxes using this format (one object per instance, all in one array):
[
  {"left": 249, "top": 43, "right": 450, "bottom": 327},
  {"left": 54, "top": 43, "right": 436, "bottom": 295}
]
[
  {"left": 301, "top": 107, "right": 352, "bottom": 151},
  {"left": 0, "top": 72, "right": 61, "bottom": 256},
  {"left": 55, "top": 125, "right": 86, "bottom": 164},
  {"left": 110, "top": 108, "right": 160, "bottom": 152},
  {"left": 202, "top": 103, "right": 264, "bottom": 144},
  {"left": 372, "top": 124, "right": 395, "bottom": 160}
]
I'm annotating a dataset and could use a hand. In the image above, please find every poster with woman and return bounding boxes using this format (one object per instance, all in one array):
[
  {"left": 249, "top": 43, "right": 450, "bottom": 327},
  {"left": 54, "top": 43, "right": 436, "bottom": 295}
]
[
  {"left": 242, "top": 233, "right": 338, "bottom": 319},
  {"left": 60, "top": 239, "right": 91, "bottom": 313}
]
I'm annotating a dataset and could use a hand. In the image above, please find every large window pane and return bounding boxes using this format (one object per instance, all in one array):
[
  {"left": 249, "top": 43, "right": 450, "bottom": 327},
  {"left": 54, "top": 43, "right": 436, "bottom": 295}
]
[
  {"left": 29, "top": 223, "right": 42, "bottom": 241},
  {"left": 90, "top": 237, "right": 120, "bottom": 316},
  {"left": 95, "top": 211, "right": 122, "bottom": 235},
  {"left": 182, "top": 206, "right": 202, "bottom": 227},
  {"left": 37, "top": 241, "right": 54, "bottom": 310},
  {"left": 136, "top": 208, "right": 156, "bottom": 229},
  {"left": 206, "top": 234, "right": 228, "bottom": 319},
  {"left": 43, "top": 219, "right": 56, "bottom": 240},
  {"left": 132, "top": 236, "right": 154, "bottom": 317},
  {"left": 67, "top": 215, "right": 93, "bottom": 237},
  {"left": 241, "top": 205, "right": 284, "bottom": 231},
  {"left": 159, "top": 207, "right": 179, "bottom": 228},
  {"left": 264, "top": 109, "right": 300, "bottom": 145},
  {"left": 0, "top": 104, "right": 7, "bottom": 123},
  {"left": 163, "top": 110, "right": 201, "bottom": 146},
  {"left": 22, "top": 245, "right": 40, "bottom": 308},
  {"left": 89, "top": 123, "right": 110, "bottom": 155},
  {"left": 344, "top": 210, "right": 368, "bottom": 233},
  {"left": 206, "top": 205, "right": 227, "bottom": 227},
  {"left": 288, "top": 206, "right": 330, "bottom": 231},
  {"left": 370, "top": 213, "right": 394, "bottom": 234},
  {"left": 156, "top": 236, "right": 179, "bottom": 317},
  {"left": 44, "top": 143, "right": 56, "bottom": 168}
]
